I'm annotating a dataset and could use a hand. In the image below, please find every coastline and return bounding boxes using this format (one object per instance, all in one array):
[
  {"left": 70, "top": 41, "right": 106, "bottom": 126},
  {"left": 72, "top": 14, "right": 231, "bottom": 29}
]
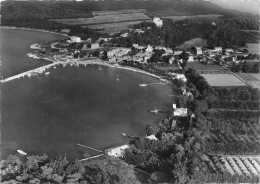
[
  {"left": 1, "top": 26, "right": 169, "bottom": 83},
  {"left": 45, "top": 58, "right": 170, "bottom": 84},
  {"left": 0, "top": 26, "right": 69, "bottom": 38}
]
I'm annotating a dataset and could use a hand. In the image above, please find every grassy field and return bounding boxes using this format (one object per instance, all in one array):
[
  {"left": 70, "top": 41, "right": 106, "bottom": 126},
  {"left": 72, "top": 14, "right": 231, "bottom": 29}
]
[
  {"left": 50, "top": 13, "right": 150, "bottom": 25},
  {"left": 163, "top": 14, "right": 223, "bottom": 21},
  {"left": 92, "top": 9, "right": 146, "bottom": 16},
  {"left": 83, "top": 21, "right": 148, "bottom": 35},
  {"left": 201, "top": 73, "right": 246, "bottom": 86}
]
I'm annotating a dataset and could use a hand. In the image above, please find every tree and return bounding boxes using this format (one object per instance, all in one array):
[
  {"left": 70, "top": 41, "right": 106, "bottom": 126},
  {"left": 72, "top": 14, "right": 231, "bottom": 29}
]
[
  {"left": 243, "top": 49, "right": 248, "bottom": 54},
  {"left": 83, "top": 156, "right": 140, "bottom": 184},
  {"left": 92, "top": 50, "right": 100, "bottom": 57}
]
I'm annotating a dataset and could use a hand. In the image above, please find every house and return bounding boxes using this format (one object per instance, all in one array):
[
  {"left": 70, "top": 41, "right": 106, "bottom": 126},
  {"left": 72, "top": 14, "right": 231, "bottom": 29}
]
[
  {"left": 70, "top": 36, "right": 81, "bottom": 43},
  {"left": 106, "top": 145, "right": 129, "bottom": 158},
  {"left": 214, "top": 47, "right": 222, "bottom": 52},
  {"left": 91, "top": 43, "right": 99, "bottom": 49},
  {"left": 132, "top": 52, "right": 152, "bottom": 64},
  {"left": 225, "top": 48, "right": 234, "bottom": 53},
  {"left": 132, "top": 44, "right": 146, "bottom": 50},
  {"left": 107, "top": 48, "right": 131, "bottom": 58},
  {"left": 146, "top": 135, "right": 158, "bottom": 141},
  {"left": 120, "top": 33, "right": 128, "bottom": 38},
  {"left": 134, "top": 29, "right": 144, "bottom": 34},
  {"left": 168, "top": 72, "right": 187, "bottom": 82},
  {"left": 153, "top": 17, "right": 163, "bottom": 28},
  {"left": 174, "top": 50, "right": 183, "bottom": 56},
  {"left": 187, "top": 55, "right": 195, "bottom": 62},
  {"left": 196, "top": 47, "right": 203, "bottom": 55},
  {"left": 146, "top": 45, "right": 154, "bottom": 53},
  {"left": 173, "top": 108, "right": 188, "bottom": 117}
]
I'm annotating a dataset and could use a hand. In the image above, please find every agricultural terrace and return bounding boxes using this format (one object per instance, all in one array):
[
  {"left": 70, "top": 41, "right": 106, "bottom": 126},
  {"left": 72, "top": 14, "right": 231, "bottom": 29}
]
[
  {"left": 50, "top": 13, "right": 150, "bottom": 25},
  {"left": 163, "top": 14, "right": 223, "bottom": 21},
  {"left": 201, "top": 73, "right": 247, "bottom": 86},
  {"left": 84, "top": 21, "right": 147, "bottom": 35},
  {"left": 92, "top": 9, "right": 147, "bottom": 16},
  {"left": 202, "top": 154, "right": 260, "bottom": 183}
]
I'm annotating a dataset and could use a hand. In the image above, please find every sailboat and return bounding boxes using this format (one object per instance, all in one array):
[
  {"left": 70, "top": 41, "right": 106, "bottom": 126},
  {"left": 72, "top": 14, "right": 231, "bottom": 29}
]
[
  {"left": 117, "top": 74, "right": 120, "bottom": 82},
  {"left": 150, "top": 107, "right": 159, "bottom": 114}
]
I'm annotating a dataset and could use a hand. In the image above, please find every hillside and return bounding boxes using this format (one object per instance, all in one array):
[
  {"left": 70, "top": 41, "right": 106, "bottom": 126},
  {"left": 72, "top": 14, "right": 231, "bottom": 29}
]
[
  {"left": 1, "top": 0, "right": 248, "bottom": 24},
  {"left": 110, "top": 17, "right": 259, "bottom": 49}
]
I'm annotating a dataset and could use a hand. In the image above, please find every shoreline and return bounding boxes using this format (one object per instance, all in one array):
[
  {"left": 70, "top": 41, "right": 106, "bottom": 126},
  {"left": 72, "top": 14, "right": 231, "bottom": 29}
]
[
  {"left": 0, "top": 26, "right": 69, "bottom": 38},
  {"left": 1, "top": 26, "right": 169, "bottom": 83},
  {"left": 49, "top": 59, "right": 170, "bottom": 84}
]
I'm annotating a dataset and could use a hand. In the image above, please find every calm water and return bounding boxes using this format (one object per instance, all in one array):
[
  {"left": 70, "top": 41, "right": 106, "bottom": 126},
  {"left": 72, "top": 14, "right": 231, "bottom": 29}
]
[{"left": 1, "top": 29, "right": 174, "bottom": 159}]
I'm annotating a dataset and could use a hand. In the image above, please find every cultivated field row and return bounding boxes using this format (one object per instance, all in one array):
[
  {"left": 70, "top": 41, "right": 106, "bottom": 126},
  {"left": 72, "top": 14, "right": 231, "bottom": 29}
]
[{"left": 203, "top": 154, "right": 260, "bottom": 178}]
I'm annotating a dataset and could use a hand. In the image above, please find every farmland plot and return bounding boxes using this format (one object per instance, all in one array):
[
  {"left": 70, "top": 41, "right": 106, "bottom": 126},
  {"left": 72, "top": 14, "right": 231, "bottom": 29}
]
[
  {"left": 201, "top": 73, "right": 247, "bottom": 86},
  {"left": 84, "top": 21, "right": 147, "bottom": 35},
  {"left": 92, "top": 9, "right": 147, "bottom": 16},
  {"left": 236, "top": 73, "right": 260, "bottom": 90},
  {"left": 50, "top": 13, "right": 150, "bottom": 25},
  {"left": 163, "top": 14, "right": 223, "bottom": 21},
  {"left": 203, "top": 154, "right": 260, "bottom": 183}
]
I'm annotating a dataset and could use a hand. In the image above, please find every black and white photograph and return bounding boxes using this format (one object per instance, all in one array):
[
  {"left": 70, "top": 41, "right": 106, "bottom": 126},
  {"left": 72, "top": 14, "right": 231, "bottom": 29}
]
[{"left": 0, "top": 0, "right": 259, "bottom": 183}]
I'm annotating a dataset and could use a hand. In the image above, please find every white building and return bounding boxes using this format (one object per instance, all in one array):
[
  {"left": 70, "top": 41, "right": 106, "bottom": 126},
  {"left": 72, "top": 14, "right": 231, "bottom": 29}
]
[
  {"left": 91, "top": 43, "right": 100, "bottom": 49},
  {"left": 214, "top": 47, "right": 222, "bottom": 52},
  {"left": 146, "top": 45, "right": 154, "bottom": 53},
  {"left": 120, "top": 33, "right": 128, "bottom": 38},
  {"left": 132, "top": 44, "right": 146, "bottom": 50},
  {"left": 70, "top": 36, "right": 81, "bottom": 43},
  {"left": 107, "top": 48, "right": 131, "bottom": 58},
  {"left": 106, "top": 145, "right": 129, "bottom": 158},
  {"left": 196, "top": 47, "right": 203, "bottom": 55},
  {"left": 132, "top": 52, "right": 152, "bottom": 64},
  {"left": 146, "top": 135, "right": 158, "bottom": 141},
  {"left": 225, "top": 48, "right": 234, "bottom": 54},
  {"left": 153, "top": 17, "right": 163, "bottom": 28},
  {"left": 174, "top": 50, "right": 183, "bottom": 56},
  {"left": 173, "top": 108, "right": 188, "bottom": 117},
  {"left": 187, "top": 55, "right": 195, "bottom": 62},
  {"left": 168, "top": 72, "right": 187, "bottom": 82}
]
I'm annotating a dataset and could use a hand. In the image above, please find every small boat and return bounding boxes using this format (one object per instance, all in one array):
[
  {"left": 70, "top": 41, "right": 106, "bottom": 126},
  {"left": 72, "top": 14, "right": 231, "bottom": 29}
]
[
  {"left": 45, "top": 72, "right": 50, "bottom": 76},
  {"left": 98, "top": 67, "right": 102, "bottom": 70},
  {"left": 150, "top": 107, "right": 159, "bottom": 114},
  {"left": 17, "top": 150, "right": 27, "bottom": 155},
  {"left": 138, "top": 83, "right": 147, "bottom": 87},
  {"left": 117, "top": 74, "right": 120, "bottom": 82}
]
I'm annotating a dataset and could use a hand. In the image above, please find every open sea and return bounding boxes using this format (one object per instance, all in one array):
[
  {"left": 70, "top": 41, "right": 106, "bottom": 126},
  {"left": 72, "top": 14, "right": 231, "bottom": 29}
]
[{"left": 0, "top": 29, "right": 174, "bottom": 160}]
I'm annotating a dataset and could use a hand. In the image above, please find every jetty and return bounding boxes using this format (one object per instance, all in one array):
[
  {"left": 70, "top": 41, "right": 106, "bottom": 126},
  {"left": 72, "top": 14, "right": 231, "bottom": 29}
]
[
  {"left": 138, "top": 81, "right": 167, "bottom": 87},
  {"left": 1, "top": 62, "right": 63, "bottom": 83}
]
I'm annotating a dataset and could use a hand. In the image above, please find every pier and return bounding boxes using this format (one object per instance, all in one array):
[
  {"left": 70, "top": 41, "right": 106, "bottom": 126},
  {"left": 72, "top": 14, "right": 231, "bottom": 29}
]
[
  {"left": 138, "top": 81, "right": 167, "bottom": 87},
  {"left": 0, "top": 62, "right": 63, "bottom": 83}
]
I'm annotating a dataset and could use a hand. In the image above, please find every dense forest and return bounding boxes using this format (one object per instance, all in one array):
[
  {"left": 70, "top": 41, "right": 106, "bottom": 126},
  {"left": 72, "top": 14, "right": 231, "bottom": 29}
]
[{"left": 111, "top": 16, "right": 259, "bottom": 48}]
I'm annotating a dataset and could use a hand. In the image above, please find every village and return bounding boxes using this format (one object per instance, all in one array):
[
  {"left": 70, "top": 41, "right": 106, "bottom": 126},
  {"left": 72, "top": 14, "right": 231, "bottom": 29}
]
[{"left": 20, "top": 16, "right": 259, "bottom": 163}]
